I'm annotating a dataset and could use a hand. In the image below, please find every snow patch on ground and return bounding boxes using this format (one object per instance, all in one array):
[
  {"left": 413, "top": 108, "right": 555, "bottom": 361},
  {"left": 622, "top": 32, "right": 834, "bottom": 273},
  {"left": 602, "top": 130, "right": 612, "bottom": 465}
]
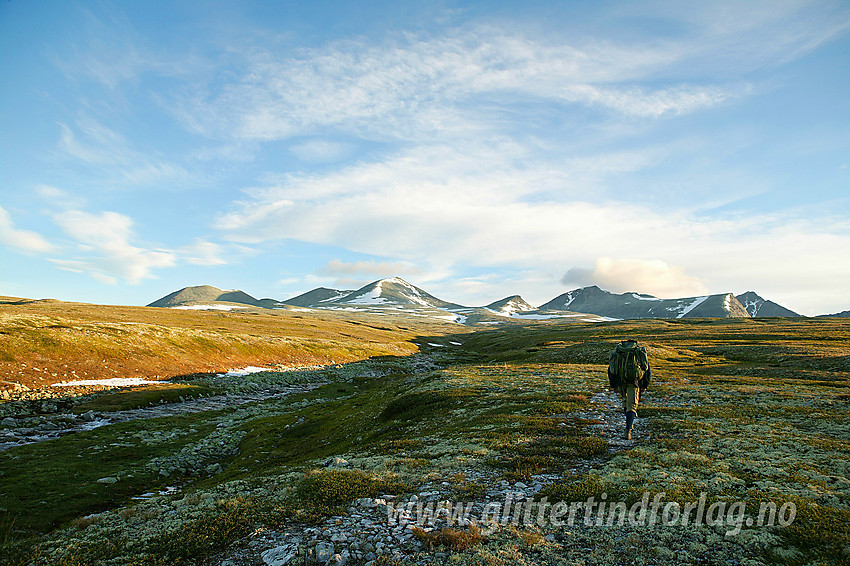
[
  {"left": 52, "top": 378, "right": 166, "bottom": 387},
  {"left": 170, "top": 305, "right": 250, "bottom": 311},
  {"left": 631, "top": 293, "right": 661, "bottom": 301},
  {"left": 217, "top": 366, "right": 272, "bottom": 377}
]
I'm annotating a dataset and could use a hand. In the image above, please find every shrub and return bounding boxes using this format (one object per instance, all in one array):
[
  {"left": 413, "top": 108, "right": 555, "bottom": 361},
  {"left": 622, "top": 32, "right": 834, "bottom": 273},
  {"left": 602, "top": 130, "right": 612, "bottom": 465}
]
[{"left": 411, "top": 525, "right": 485, "bottom": 551}]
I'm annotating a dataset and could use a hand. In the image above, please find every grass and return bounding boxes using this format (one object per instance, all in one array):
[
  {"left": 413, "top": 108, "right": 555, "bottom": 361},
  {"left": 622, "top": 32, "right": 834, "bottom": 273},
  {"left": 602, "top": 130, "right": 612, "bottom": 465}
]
[
  {"left": 0, "top": 311, "right": 848, "bottom": 565},
  {"left": 71, "top": 383, "right": 216, "bottom": 412},
  {"left": 0, "top": 297, "right": 462, "bottom": 389},
  {"left": 0, "top": 412, "right": 222, "bottom": 534}
]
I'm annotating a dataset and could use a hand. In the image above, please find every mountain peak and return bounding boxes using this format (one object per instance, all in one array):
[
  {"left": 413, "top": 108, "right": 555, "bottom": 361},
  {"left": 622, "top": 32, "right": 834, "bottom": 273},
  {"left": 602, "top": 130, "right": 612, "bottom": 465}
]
[
  {"left": 337, "top": 277, "right": 463, "bottom": 308},
  {"left": 486, "top": 295, "right": 534, "bottom": 315},
  {"left": 735, "top": 291, "right": 800, "bottom": 317},
  {"left": 147, "top": 285, "right": 262, "bottom": 308}
]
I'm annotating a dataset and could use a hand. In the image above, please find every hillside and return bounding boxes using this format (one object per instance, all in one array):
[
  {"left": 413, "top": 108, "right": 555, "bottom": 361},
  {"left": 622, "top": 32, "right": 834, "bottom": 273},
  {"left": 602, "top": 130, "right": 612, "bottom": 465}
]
[
  {"left": 0, "top": 296, "right": 458, "bottom": 390},
  {"left": 147, "top": 285, "right": 264, "bottom": 308}
]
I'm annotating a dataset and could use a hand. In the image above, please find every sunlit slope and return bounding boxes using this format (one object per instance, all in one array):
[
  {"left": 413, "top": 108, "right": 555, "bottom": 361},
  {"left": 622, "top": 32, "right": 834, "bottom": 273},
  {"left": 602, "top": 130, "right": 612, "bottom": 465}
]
[{"left": 0, "top": 296, "right": 464, "bottom": 389}]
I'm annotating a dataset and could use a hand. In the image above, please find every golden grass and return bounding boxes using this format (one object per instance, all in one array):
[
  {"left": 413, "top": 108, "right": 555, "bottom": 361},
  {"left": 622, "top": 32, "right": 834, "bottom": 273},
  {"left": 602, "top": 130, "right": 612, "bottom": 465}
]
[{"left": 0, "top": 296, "right": 465, "bottom": 389}]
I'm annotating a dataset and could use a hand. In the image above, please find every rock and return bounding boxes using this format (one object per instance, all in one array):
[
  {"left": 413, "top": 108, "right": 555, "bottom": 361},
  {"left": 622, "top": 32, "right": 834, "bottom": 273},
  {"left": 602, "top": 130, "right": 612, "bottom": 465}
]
[
  {"left": 364, "top": 551, "right": 376, "bottom": 561},
  {"left": 315, "top": 541, "right": 334, "bottom": 564},
  {"left": 82, "top": 410, "right": 96, "bottom": 422},
  {"left": 261, "top": 545, "right": 297, "bottom": 566},
  {"left": 96, "top": 477, "right": 119, "bottom": 484},
  {"left": 325, "top": 456, "right": 351, "bottom": 468},
  {"left": 205, "top": 462, "right": 223, "bottom": 475},
  {"left": 1, "top": 417, "right": 15, "bottom": 428}
]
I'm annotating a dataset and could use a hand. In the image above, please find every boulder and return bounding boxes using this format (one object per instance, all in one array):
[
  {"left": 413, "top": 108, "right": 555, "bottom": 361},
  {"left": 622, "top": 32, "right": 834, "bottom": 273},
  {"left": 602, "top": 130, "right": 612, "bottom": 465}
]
[
  {"left": 325, "top": 456, "right": 351, "bottom": 468},
  {"left": 261, "top": 545, "right": 297, "bottom": 566},
  {"left": 315, "top": 541, "right": 334, "bottom": 564}
]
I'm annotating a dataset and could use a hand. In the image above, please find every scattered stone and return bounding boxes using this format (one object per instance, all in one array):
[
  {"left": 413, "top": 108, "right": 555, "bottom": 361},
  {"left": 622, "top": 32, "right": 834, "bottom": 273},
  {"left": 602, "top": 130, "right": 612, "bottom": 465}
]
[
  {"left": 96, "top": 476, "right": 119, "bottom": 484},
  {"left": 325, "top": 456, "right": 351, "bottom": 468},
  {"left": 261, "top": 545, "right": 297, "bottom": 566},
  {"left": 315, "top": 541, "right": 334, "bottom": 564}
]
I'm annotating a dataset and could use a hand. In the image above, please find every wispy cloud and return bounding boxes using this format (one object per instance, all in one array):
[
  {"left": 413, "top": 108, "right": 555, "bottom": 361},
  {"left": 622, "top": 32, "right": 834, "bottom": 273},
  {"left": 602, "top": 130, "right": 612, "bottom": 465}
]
[
  {"left": 56, "top": 117, "right": 191, "bottom": 187},
  {"left": 180, "top": 239, "right": 227, "bottom": 266},
  {"left": 169, "top": 25, "right": 744, "bottom": 143},
  {"left": 0, "top": 206, "right": 56, "bottom": 254},
  {"left": 51, "top": 210, "right": 175, "bottom": 284}
]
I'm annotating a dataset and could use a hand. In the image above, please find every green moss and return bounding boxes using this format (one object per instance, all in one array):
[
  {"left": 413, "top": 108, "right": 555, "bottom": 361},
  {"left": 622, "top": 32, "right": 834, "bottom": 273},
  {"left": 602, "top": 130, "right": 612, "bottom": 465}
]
[{"left": 72, "top": 384, "right": 216, "bottom": 413}]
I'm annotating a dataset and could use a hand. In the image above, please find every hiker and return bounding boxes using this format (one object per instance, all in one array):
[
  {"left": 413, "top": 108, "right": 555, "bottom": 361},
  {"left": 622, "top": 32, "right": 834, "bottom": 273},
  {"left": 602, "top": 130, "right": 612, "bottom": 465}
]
[{"left": 608, "top": 339, "right": 651, "bottom": 440}]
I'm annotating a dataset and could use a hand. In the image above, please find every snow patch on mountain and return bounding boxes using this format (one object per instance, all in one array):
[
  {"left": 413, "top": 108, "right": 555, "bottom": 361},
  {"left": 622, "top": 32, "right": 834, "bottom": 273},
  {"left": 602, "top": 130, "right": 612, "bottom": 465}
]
[{"left": 674, "top": 296, "right": 709, "bottom": 318}]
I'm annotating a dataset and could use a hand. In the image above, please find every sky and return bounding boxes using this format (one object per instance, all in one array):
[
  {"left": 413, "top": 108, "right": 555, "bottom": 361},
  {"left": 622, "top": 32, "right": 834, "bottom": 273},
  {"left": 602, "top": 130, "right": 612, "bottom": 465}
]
[{"left": 1, "top": 0, "right": 848, "bottom": 316}]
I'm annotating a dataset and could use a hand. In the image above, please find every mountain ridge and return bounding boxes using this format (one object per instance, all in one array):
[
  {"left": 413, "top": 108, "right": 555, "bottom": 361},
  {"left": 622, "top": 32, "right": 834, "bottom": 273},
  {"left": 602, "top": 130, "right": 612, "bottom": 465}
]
[{"left": 148, "top": 279, "right": 810, "bottom": 321}]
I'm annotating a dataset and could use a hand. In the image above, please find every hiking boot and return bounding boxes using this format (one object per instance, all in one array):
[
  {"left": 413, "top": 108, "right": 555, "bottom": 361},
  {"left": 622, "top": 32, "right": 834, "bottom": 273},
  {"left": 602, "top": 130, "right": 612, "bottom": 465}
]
[{"left": 624, "top": 410, "right": 636, "bottom": 440}]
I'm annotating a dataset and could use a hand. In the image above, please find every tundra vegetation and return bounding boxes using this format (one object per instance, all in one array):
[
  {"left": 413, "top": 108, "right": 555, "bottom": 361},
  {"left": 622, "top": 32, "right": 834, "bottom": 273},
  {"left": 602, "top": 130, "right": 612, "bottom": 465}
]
[{"left": 0, "top": 297, "right": 847, "bottom": 565}]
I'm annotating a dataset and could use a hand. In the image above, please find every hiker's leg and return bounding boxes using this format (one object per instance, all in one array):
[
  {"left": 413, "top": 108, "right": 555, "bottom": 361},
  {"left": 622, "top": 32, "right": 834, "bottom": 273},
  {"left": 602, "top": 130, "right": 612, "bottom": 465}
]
[
  {"left": 625, "top": 384, "right": 639, "bottom": 416},
  {"left": 624, "top": 385, "right": 638, "bottom": 440}
]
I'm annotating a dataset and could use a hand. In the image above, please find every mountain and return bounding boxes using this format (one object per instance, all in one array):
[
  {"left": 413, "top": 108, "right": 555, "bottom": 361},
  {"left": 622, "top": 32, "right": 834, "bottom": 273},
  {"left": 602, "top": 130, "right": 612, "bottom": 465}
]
[
  {"left": 819, "top": 310, "right": 850, "bottom": 318},
  {"left": 539, "top": 286, "right": 750, "bottom": 319},
  {"left": 147, "top": 285, "right": 264, "bottom": 308},
  {"left": 283, "top": 287, "right": 353, "bottom": 307},
  {"left": 485, "top": 295, "right": 535, "bottom": 315},
  {"left": 150, "top": 279, "right": 802, "bottom": 323},
  {"left": 317, "top": 278, "right": 466, "bottom": 309},
  {"left": 735, "top": 291, "right": 800, "bottom": 317}
]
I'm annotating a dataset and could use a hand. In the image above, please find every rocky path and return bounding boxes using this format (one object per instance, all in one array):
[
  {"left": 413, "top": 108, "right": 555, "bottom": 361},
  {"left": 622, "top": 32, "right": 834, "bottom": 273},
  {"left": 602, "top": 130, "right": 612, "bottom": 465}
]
[{"left": 212, "top": 388, "right": 643, "bottom": 566}]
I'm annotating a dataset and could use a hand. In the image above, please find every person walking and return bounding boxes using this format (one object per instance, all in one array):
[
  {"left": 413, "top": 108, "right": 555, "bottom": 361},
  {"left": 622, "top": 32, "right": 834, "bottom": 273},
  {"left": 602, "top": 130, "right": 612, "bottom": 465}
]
[{"left": 608, "top": 339, "right": 651, "bottom": 440}]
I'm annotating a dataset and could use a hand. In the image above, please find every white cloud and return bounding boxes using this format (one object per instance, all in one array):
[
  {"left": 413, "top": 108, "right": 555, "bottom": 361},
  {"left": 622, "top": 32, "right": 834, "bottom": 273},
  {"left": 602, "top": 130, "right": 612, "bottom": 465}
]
[
  {"left": 180, "top": 239, "right": 227, "bottom": 266},
  {"left": 33, "top": 185, "right": 87, "bottom": 209},
  {"left": 290, "top": 140, "right": 352, "bottom": 163},
  {"left": 56, "top": 118, "right": 190, "bottom": 186},
  {"left": 562, "top": 257, "right": 709, "bottom": 298},
  {"left": 52, "top": 210, "right": 175, "bottom": 284},
  {"left": 213, "top": 138, "right": 850, "bottom": 314},
  {"left": 171, "top": 26, "right": 744, "bottom": 143},
  {"left": 0, "top": 206, "right": 56, "bottom": 254}
]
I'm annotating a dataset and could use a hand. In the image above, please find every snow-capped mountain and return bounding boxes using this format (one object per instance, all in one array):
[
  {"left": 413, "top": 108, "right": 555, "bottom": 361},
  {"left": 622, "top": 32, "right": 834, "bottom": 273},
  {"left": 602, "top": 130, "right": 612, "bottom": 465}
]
[
  {"left": 326, "top": 277, "right": 465, "bottom": 309},
  {"left": 484, "top": 295, "right": 535, "bottom": 315},
  {"left": 150, "top": 279, "right": 805, "bottom": 323},
  {"left": 539, "top": 286, "right": 751, "bottom": 319},
  {"left": 735, "top": 291, "right": 800, "bottom": 317},
  {"left": 284, "top": 287, "right": 354, "bottom": 307}
]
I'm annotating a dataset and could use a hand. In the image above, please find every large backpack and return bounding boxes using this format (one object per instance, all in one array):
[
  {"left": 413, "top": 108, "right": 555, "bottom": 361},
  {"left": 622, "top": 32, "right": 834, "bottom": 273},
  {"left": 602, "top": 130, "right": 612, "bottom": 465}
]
[{"left": 608, "top": 340, "right": 649, "bottom": 389}]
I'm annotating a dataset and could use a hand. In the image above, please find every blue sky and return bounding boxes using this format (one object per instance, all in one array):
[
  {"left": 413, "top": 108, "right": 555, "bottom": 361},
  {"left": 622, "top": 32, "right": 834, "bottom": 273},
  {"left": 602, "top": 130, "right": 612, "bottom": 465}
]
[{"left": 1, "top": 0, "right": 848, "bottom": 315}]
